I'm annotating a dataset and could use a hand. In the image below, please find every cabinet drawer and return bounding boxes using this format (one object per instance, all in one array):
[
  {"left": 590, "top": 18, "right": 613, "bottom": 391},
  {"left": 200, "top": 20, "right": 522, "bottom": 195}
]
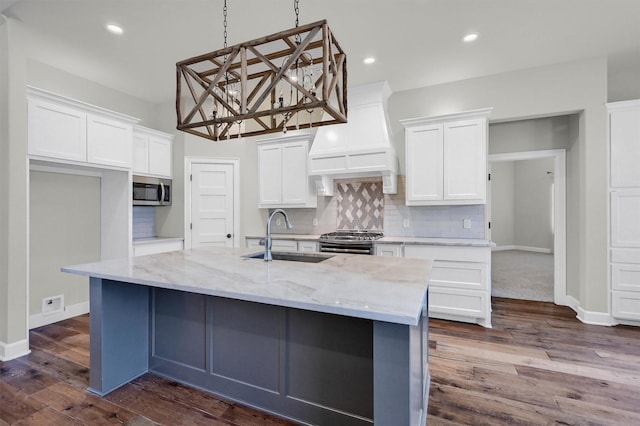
[
  {"left": 133, "top": 240, "right": 183, "bottom": 256},
  {"left": 428, "top": 287, "right": 487, "bottom": 319},
  {"left": 297, "top": 241, "right": 318, "bottom": 252},
  {"left": 430, "top": 261, "right": 487, "bottom": 290},
  {"left": 611, "top": 263, "right": 640, "bottom": 292},
  {"left": 404, "top": 244, "right": 490, "bottom": 263},
  {"left": 376, "top": 244, "right": 403, "bottom": 257},
  {"left": 271, "top": 239, "right": 298, "bottom": 251},
  {"left": 612, "top": 290, "right": 640, "bottom": 321}
]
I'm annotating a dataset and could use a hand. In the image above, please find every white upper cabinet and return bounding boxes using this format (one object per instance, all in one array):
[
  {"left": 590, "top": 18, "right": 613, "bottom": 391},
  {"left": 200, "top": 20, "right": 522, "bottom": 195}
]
[
  {"left": 609, "top": 100, "right": 640, "bottom": 188},
  {"left": 132, "top": 126, "right": 173, "bottom": 178},
  {"left": 27, "top": 87, "right": 139, "bottom": 169},
  {"left": 401, "top": 108, "right": 492, "bottom": 206},
  {"left": 28, "top": 97, "right": 87, "bottom": 162},
  {"left": 87, "top": 113, "right": 132, "bottom": 168},
  {"left": 257, "top": 134, "right": 317, "bottom": 208}
]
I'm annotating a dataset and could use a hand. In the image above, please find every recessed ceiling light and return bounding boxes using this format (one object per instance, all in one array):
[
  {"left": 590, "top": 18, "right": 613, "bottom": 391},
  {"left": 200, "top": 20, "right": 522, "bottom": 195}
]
[
  {"left": 363, "top": 57, "right": 376, "bottom": 65},
  {"left": 463, "top": 33, "right": 478, "bottom": 43},
  {"left": 106, "top": 24, "right": 124, "bottom": 35}
]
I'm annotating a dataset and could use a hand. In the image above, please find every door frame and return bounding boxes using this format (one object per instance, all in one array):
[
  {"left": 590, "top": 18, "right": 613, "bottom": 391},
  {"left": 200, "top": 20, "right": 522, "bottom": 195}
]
[
  {"left": 184, "top": 157, "right": 240, "bottom": 250},
  {"left": 487, "top": 149, "right": 567, "bottom": 306}
]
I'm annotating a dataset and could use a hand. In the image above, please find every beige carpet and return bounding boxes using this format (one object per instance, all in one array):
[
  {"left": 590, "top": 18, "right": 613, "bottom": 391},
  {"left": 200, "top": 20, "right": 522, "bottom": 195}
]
[{"left": 491, "top": 249, "right": 554, "bottom": 302}]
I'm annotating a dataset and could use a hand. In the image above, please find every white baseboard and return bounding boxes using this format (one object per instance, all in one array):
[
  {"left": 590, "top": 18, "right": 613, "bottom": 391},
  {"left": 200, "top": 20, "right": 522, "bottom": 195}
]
[
  {"left": 563, "top": 295, "right": 617, "bottom": 326},
  {"left": 29, "top": 300, "right": 90, "bottom": 329},
  {"left": 492, "top": 245, "right": 553, "bottom": 254},
  {"left": 0, "top": 339, "right": 30, "bottom": 361}
]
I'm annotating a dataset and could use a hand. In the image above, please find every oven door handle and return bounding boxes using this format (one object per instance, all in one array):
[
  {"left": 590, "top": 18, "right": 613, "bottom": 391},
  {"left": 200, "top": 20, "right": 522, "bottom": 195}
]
[{"left": 319, "top": 246, "right": 372, "bottom": 254}]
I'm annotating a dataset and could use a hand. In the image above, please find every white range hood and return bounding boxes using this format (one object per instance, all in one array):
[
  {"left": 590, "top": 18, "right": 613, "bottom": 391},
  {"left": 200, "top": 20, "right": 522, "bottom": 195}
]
[{"left": 309, "top": 81, "right": 398, "bottom": 194}]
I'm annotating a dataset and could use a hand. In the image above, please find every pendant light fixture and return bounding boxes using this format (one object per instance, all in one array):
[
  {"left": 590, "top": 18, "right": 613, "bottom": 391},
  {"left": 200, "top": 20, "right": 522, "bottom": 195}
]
[{"left": 176, "top": 0, "right": 347, "bottom": 141}]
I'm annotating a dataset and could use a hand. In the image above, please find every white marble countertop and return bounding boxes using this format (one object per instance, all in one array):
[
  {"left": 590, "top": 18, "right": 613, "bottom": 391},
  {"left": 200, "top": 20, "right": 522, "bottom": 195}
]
[
  {"left": 245, "top": 234, "right": 322, "bottom": 241},
  {"left": 63, "top": 247, "right": 431, "bottom": 326},
  {"left": 247, "top": 233, "right": 493, "bottom": 247},
  {"left": 377, "top": 236, "right": 494, "bottom": 247},
  {"left": 132, "top": 237, "right": 184, "bottom": 245}
]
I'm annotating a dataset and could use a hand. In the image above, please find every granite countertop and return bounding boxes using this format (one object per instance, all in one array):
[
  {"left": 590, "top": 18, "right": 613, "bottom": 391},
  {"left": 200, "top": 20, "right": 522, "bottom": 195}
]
[
  {"left": 132, "top": 237, "right": 184, "bottom": 245},
  {"left": 62, "top": 247, "right": 431, "bottom": 326}
]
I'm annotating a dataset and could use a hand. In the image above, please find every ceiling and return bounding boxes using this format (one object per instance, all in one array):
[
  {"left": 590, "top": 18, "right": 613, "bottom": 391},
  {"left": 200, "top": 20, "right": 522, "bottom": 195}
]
[{"left": 3, "top": 0, "right": 640, "bottom": 104}]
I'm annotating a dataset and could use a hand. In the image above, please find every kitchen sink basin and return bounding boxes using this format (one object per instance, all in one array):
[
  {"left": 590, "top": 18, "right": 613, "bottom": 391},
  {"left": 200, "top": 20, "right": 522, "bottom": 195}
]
[{"left": 244, "top": 251, "right": 334, "bottom": 263}]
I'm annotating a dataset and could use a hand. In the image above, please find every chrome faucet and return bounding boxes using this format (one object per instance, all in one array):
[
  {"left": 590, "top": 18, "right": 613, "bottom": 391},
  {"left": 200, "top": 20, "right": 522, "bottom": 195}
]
[{"left": 264, "top": 209, "right": 293, "bottom": 261}]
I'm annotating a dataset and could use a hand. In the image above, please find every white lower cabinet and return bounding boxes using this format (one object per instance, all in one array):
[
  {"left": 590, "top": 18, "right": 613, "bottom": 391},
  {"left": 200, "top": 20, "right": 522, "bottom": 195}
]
[
  {"left": 375, "top": 243, "right": 403, "bottom": 257},
  {"left": 297, "top": 241, "right": 319, "bottom": 252},
  {"left": 246, "top": 237, "right": 318, "bottom": 252},
  {"left": 611, "top": 291, "right": 640, "bottom": 322},
  {"left": 133, "top": 239, "right": 184, "bottom": 257},
  {"left": 390, "top": 244, "right": 492, "bottom": 328}
]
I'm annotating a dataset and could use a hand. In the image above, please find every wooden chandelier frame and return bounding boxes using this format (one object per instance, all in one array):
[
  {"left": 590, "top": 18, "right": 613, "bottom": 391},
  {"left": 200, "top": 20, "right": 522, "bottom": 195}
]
[{"left": 176, "top": 20, "right": 347, "bottom": 140}]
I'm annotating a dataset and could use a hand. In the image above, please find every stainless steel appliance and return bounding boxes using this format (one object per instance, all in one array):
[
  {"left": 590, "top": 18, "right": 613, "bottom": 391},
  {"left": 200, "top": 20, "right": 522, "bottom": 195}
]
[
  {"left": 318, "top": 230, "right": 383, "bottom": 255},
  {"left": 132, "top": 176, "right": 171, "bottom": 206}
]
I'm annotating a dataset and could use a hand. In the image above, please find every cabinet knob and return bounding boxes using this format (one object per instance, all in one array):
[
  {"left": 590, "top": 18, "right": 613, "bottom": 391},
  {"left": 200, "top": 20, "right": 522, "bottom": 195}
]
[{"left": 226, "top": 233, "right": 232, "bottom": 239}]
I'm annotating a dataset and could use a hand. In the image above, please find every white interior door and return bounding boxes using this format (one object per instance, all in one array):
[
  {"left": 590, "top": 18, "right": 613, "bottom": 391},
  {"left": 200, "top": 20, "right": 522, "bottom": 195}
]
[{"left": 190, "top": 162, "right": 234, "bottom": 248}]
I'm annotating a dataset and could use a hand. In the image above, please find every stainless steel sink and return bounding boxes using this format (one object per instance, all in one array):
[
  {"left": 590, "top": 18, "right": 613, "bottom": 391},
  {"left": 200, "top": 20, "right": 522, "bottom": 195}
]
[{"left": 244, "top": 251, "right": 334, "bottom": 263}]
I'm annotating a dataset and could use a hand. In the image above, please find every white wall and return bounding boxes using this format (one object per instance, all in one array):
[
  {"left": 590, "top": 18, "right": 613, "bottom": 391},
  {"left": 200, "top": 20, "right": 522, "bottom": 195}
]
[
  {"left": 490, "top": 161, "right": 515, "bottom": 247},
  {"left": 389, "top": 57, "right": 608, "bottom": 314},
  {"left": 29, "top": 171, "right": 99, "bottom": 315},
  {"left": 513, "top": 158, "right": 555, "bottom": 251},
  {"left": 0, "top": 17, "right": 9, "bottom": 344},
  {"left": 1, "top": 18, "right": 162, "bottom": 353}
]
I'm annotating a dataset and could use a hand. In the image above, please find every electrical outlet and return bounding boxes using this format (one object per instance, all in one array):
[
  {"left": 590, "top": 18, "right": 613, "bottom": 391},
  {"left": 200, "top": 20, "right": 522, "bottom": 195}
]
[
  {"left": 403, "top": 219, "right": 410, "bottom": 228},
  {"left": 42, "top": 295, "right": 64, "bottom": 316},
  {"left": 276, "top": 218, "right": 282, "bottom": 226},
  {"left": 312, "top": 218, "right": 318, "bottom": 226},
  {"left": 463, "top": 219, "right": 472, "bottom": 229}
]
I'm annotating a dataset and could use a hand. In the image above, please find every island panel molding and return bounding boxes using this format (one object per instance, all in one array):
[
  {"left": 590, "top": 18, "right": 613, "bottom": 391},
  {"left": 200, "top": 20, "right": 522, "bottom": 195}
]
[{"left": 64, "top": 247, "right": 431, "bottom": 425}]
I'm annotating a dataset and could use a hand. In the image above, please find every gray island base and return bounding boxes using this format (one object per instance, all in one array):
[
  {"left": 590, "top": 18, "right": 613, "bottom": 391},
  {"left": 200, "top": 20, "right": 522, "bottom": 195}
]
[{"left": 64, "top": 247, "right": 431, "bottom": 425}]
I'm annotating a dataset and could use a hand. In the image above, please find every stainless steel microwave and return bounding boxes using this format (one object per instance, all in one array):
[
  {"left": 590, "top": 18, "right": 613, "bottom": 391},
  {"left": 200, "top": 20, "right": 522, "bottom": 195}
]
[{"left": 133, "top": 176, "right": 171, "bottom": 206}]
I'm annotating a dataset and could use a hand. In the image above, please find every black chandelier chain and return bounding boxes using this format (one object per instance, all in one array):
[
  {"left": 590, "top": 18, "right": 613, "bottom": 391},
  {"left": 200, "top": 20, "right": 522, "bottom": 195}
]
[
  {"left": 294, "top": 0, "right": 300, "bottom": 27},
  {"left": 223, "top": 0, "right": 228, "bottom": 49}
]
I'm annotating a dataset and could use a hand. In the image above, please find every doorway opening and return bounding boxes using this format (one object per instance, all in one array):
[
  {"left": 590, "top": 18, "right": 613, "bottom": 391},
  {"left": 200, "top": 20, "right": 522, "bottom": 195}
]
[{"left": 487, "top": 149, "right": 566, "bottom": 305}]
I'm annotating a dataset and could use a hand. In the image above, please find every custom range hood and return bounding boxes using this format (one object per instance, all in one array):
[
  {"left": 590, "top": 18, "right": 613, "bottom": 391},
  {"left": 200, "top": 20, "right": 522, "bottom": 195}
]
[{"left": 309, "top": 81, "right": 398, "bottom": 194}]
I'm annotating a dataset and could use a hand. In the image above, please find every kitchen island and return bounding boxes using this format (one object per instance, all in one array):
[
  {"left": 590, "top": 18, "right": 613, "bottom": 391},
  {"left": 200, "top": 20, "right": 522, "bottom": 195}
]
[{"left": 63, "top": 247, "right": 431, "bottom": 426}]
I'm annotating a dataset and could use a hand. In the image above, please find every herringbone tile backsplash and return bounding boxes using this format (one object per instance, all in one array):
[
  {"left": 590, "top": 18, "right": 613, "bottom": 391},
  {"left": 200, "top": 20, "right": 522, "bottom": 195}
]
[{"left": 336, "top": 180, "right": 384, "bottom": 230}]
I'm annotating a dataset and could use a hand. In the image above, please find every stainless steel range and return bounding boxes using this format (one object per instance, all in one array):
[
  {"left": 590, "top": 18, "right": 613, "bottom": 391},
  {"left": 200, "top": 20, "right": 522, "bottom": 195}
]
[{"left": 318, "top": 230, "right": 384, "bottom": 255}]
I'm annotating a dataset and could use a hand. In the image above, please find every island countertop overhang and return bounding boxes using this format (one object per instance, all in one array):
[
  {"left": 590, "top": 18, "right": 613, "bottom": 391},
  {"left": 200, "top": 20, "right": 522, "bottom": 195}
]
[{"left": 62, "top": 247, "right": 431, "bottom": 326}]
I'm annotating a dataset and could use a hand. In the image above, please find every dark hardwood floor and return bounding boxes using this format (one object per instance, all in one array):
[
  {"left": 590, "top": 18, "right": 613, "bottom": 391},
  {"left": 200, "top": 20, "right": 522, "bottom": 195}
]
[{"left": 1, "top": 298, "right": 639, "bottom": 425}]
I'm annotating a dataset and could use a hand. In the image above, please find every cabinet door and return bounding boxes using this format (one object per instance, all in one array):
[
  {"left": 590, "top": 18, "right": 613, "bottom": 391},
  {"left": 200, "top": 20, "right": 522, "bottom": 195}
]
[
  {"left": 281, "top": 141, "right": 309, "bottom": 204},
  {"left": 610, "top": 108, "right": 640, "bottom": 188},
  {"left": 405, "top": 124, "right": 443, "bottom": 203},
  {"left": 258, "top": 144, "right": 283, "bottom": 205},
  {"left": 376, "top": 244, "right": 402, "bottom": 257},
  {"left": 132, "top": 132, "right": 149, "bottom": 174},
  {"left": 611, "top": 189, "right": 640, "bottom": 247},
  {"left": 297, "top": 241, "right": 318, "bottom": 252},
  {"left": 148, "top": 136, "right": 172, "bottom": 177},
  {"left": 246, "top": 238, "right": 263, "bottom": 249},
  {"left": 28, "top": 98, "right": 87, "bottom": 162},
  {"left": 87, "top": 114, "right": 132, "bottom": 168},
  {"left": 443, "top": 119, "right": 486, "bottom": 202},
  {"left": 271, "top": 239, "right": 298, "bottom": 251}
]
